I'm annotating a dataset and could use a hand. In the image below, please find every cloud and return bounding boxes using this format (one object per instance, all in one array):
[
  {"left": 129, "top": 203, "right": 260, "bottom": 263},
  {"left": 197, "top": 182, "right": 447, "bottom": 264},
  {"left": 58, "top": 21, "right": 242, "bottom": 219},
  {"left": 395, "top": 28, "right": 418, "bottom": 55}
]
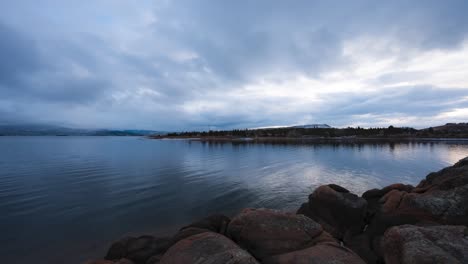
[
  {"left": 0, "top": 22, "right": 42, "bottom": 88},
  {"left": 0, "top": 0, "right": 467, "bottom": 129}
]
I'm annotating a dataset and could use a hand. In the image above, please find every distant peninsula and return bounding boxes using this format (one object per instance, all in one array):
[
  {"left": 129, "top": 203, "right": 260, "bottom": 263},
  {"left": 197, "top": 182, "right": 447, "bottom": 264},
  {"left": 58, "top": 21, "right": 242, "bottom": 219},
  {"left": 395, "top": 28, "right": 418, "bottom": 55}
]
[
  {"left": 151, "top": 123, "right": 468, "bottom": 141},
  {"left": 0, "top": 124, "right": 166, "bottom": 137}
]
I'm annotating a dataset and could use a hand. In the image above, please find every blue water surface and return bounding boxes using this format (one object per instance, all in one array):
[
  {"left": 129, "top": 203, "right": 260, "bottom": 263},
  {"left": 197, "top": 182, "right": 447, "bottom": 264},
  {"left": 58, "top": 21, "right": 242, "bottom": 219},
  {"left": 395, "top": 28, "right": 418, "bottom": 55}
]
[{"left": 0, "top": 136, "right": 467, "bottom": 263}]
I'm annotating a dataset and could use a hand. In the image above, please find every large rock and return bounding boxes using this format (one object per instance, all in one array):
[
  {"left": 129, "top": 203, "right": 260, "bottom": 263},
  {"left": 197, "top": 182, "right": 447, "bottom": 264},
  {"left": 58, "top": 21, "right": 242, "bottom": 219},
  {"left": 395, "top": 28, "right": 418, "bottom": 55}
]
[
  {"left": 350, "top": 158, "right": 468, "bottom": 262},
  {"left": 297, "top": 184, "right": 368, "bottom": 239},
  {"left": 105, "top": 235, "right": 171, "bottom": 264},
  {"left": 264, "top": 241, "right": 366, "bottom": 264},
  {"left": 227, "top": 208, "right": 334, "bottom": 260},
  {"left": 159, "top": 232, "right": 259, "bottom": 264},
  {"left": 382, "top": 225, "right": 468, "bottom": 264}
]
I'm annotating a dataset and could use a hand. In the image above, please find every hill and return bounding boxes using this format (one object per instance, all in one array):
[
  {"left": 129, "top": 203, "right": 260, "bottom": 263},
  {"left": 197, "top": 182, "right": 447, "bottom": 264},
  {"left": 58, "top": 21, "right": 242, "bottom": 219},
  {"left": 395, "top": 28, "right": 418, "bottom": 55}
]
[{"left": 0, "top": 124, "right": 165, "bottom": 136}]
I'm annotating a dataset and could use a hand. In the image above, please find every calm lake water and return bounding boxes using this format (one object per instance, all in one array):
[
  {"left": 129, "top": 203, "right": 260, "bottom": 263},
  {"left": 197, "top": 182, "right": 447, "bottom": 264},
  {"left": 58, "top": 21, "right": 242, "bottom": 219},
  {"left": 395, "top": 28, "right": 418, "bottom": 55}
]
[{"left": 1, "top": 136, "right": 467, "bottom": 263}]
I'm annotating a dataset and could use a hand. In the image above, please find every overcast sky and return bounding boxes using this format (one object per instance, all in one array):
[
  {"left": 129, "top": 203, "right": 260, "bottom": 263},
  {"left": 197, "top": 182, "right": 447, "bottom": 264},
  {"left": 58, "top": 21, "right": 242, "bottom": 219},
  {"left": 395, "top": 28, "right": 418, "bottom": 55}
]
[{"left": 1, "top": 0, "right": 468, "bottom": 130}]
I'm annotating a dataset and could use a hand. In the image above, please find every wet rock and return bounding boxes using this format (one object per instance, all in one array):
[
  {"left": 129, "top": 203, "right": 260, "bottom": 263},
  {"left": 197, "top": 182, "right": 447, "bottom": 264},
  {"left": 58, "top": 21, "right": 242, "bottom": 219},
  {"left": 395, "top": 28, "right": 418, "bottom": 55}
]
[
  {"left": 227, "top": 208, "right": 333, "bottom": 260},
  {"left": 105, "top": 236, "right": 171, "bottom": 264},
  {"left": 159, "top": 232, "right": 259, "bottom": 264},
  {"left": 297, "top": 184, "right": 367, "bottom": 239},
  {"left": 382, "top": 225, "right": 468, "bottom": 264},
  {"left": 264, "top": 241, "right": 366, "bottom": 264}
]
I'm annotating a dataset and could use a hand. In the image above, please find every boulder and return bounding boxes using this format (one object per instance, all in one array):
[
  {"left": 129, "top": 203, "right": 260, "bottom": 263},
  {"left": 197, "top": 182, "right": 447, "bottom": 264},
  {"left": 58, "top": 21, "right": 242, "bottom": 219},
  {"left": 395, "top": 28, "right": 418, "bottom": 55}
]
[
  {"left": 382, "top": 225, "right": 468, "bottom": 264},
  {"left": 169, "top": 227, "right": 211, "bottom": 246},
  {"left": 264, "top": 241, "right": 366, "bottom": 264},
  {"left": 368, "top": 160, "right": 468, "bottom": 224},
  {"left": 179, "top": 214, "right": 230, "bottom": 234},
  {"left": 146, "top": 255, "right": 162, "bottom": 264},
  {"left": 105, "top": 236, "right": 134, "bottom": 260},
  {"left": 297, "top": 184, "right": 367, "bottom": 239},
  {"left": 342, "top": 233, "right": 378, "bottom": 264},
  {"left": 227, "top": 208, "right": 334, "bottom": 260},
  {"left": 362, "top": 183, "right": 414, "bottom": 217},
  {"left": 167, "top": 214, "right": 232, "bottom": 248},
  {"left": 116, "top": 259, "right": 135, "bottom": 264},
  {"left": 83, "top": 260, "right": 114, "bottom": 264},
  {"left": 159, "top": 232, "right": 259, "bottom": 264},
  {"left": 416, "top": 156, "right": 468, "bottom": 192},
  {"left": 357, "top": 158, "right": 468, "bottom": 262},
  {"left": 105, "top": 236, "right": 171, "bottom": 264}
]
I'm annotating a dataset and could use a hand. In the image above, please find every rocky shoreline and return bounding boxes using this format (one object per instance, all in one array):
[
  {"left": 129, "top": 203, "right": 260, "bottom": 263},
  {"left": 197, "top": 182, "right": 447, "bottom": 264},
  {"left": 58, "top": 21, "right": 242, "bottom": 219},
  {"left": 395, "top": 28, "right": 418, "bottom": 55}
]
[{"left": 85, "top": 157, "right": 468, "bottom": 264}]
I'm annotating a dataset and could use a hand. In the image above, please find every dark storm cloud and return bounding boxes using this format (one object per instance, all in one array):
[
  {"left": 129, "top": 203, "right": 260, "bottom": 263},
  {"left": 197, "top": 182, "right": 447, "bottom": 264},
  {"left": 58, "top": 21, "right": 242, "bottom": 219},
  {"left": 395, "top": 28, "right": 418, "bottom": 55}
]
[
  {"left": 0, "top": 20, "right": 110, "bottom": 107},
  {"left": 0, "top": 22, "right": 42, "bottom": 88},
  {"left": 0, "top": 0, "right": 467, "bottom": 129}
]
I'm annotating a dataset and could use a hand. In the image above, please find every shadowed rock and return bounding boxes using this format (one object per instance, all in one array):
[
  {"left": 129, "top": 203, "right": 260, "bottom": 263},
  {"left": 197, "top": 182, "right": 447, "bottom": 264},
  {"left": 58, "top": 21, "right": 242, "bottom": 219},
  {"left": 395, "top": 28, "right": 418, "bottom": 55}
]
[
  {"left": 227, "top": 208, "right": 334, "bottom": 260},
  {"left": 83, "top": 260, "right": 114, "bottom": 264},
  {"left": 105, "top": 236, "right": 171, "bottom": 264},
  {"left": 168, "top": 214, "right": 231, "bottom": 248},
  {"left": 159, "top": 232, "right": 259, "bottom": 264},
  {"left": 297, "top": 184, "right": 367, "bottom": 239},
  {"left": 382, "top": 225, "right": 468, "bottom": 264},
  {"left": 264, "top": 241, "right": 366, "bottom": 264},
  {"left": 179, "top": 214, "right": 230, "bottom": 234}
]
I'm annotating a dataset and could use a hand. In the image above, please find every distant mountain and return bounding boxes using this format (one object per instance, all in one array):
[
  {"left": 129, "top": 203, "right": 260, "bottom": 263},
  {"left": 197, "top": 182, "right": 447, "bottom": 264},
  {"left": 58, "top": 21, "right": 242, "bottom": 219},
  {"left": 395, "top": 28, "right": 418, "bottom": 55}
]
[
  {"left": 0, "top": 124, "right": 166, "bottom": 136},
  {"left": 430, "top": 123, "right": 468, "bottom": 132},
  {"left": 290, "top": 124, "right": 332, "bottom": 129},
  {"left": 253, "top": 124, "right": 332, "bottom": 130}
]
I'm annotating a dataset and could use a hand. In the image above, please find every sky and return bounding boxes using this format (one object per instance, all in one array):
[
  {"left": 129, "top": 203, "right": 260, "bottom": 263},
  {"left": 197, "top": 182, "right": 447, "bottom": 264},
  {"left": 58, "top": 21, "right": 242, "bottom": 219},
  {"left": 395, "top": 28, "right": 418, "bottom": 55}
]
[{"left": 1, "top": 0, "right": 468, "bottom": 131}]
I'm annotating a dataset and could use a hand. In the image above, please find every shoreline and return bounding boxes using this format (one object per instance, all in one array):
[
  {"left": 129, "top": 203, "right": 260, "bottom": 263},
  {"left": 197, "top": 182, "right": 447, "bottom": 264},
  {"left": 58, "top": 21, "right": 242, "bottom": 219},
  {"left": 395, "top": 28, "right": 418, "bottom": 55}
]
[
  {"left": 85, "top": 156, "right": 468, "bottom": 264},
  {"left": 150, "top": 135, "right": 468, "bottom": 143}
]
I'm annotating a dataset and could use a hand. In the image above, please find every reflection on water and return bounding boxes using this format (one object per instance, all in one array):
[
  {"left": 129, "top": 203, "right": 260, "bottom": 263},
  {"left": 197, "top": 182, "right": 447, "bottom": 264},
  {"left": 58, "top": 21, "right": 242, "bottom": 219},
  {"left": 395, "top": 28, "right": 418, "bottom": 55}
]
[{"left": 0, "top": 137, "right": 467, "bottom": 263}]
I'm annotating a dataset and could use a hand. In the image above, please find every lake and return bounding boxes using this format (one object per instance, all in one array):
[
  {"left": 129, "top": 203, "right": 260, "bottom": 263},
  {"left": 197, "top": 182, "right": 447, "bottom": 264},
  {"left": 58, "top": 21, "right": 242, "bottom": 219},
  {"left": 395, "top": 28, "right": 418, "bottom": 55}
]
[{"left": 1, "top": 136, "right": 467, "bottom": 263}]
